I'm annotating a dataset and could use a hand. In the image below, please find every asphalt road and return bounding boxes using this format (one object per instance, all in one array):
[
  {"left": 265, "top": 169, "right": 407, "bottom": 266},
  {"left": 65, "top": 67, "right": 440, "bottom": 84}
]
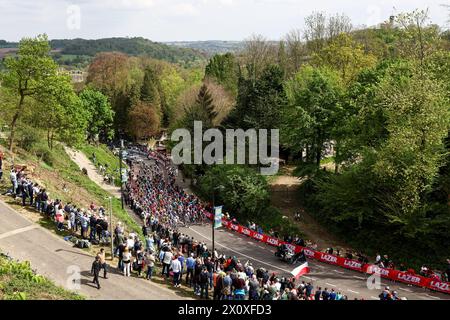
[
  {"left": 129, "top": 149, "right": 450, "bottom": 301},
  {"left": 180, "top": 222, "right": 449, "bottom": 301},
  {"left": 0, "top": 200, "right": 189, "bottom": 300}
]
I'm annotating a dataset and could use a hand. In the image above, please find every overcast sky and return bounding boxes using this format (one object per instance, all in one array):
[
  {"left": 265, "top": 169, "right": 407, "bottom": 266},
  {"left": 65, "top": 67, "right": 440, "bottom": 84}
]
[{"left": 0, "top": 0, "right": 448, "bottom": 42}]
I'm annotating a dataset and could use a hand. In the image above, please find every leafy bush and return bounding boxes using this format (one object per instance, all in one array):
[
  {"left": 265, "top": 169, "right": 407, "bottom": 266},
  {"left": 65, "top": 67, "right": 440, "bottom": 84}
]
[
  {"left": 0, "top": 254, "right": 83, "bottom": 300},
  {"left": 30, "top": 143, "right": 55, "bottom": 166},
  {"left": 197, "top": 165, "right": 270, "bottom": 221},
  {"left": 17, "top": 126, "right": 40, "bottom": 152}
]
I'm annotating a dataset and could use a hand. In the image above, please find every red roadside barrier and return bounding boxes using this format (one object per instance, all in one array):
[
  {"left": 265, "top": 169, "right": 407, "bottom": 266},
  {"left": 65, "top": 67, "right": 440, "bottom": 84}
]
[{"left": 205, "top": 212, "right": 450, "bottom": 295}]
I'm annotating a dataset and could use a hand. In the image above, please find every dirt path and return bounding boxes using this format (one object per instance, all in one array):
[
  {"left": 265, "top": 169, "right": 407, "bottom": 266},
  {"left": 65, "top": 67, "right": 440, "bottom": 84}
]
[
  {"left": 64, "top": 146, "right": 121, "bottom": 199},
  {"left": 269, "top": 168, "right": 352, "bottom": 252}
]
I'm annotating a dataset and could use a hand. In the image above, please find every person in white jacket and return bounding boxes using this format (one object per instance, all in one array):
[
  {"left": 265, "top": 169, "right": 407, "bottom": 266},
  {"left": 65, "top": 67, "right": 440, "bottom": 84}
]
[
  {"left": 171, "top": 255, "right": 182, "bottom": 287},
  {"left": 122, "top": 247, "right": 132, "bottom": 277},
  {"left": 161, "top": 249, "right": 173, "bottom": 278}
]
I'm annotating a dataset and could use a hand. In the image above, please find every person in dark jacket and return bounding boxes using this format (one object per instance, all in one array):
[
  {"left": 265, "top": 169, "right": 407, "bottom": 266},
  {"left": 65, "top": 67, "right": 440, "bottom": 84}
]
[
  {"left": 27, "top": 182, "right": 34, "bottom": 206},
  {"left": 89, "top": 215, "right": 98, "bottom": 241},
  {"left": 193, "top": 259, "right": 203, "bottom": 296},
  {"left": 91, "top": 256, "right": 102, "bottom": 289},
  {"left": 142, "top": 224, "right": 148, "bottom": 237},
  {"left": 199, "top": 267, "right": 210, "bottom": 300},
  {"left": 322, "top": 288, "right": 330, "bottom": 301},
  {"left": 315, "top": 287, "right": 322, "bottom": 300},
  {"left": 0, "top": 152, "right": 3, "bottom": 181},
  {"left": 20, "top": 180, "right": 29, "bottom": 207},
  {"left": 213, "top": 272, "right": 224, "bottom": 300}
]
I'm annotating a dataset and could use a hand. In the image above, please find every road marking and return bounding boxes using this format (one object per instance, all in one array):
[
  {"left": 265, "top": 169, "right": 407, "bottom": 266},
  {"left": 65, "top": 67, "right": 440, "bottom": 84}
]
[
  {"left": 398, "top": 287, "right": 413, "bottom": 293},
  {"left": 371, "top": 296, "right": 379, "bottom": 300},
  {"left": 353, "top": 276, "right": 366, "bottom": 280},
  {"left": 347, "top": 289, "right": 359, "bottom": 294},
  {"left": 325, "top": 282, "right": 337, "bottom": 287},
  {"left": 0, "top": 225, "right": 38, "bottom": 240},
  {"left": 425, "top": 294, "right": 441, "bottom": 300},
  {"left": 187, "top": 226, "right": 293, "bottom": 274},
  {"left": 333, "top": 269, "right": 345, "bottom": 274}
]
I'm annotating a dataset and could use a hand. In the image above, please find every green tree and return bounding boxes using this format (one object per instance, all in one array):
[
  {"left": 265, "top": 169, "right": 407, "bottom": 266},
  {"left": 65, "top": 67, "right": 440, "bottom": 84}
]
[
  {"left": 283, "top": 66, "right": 343, "bottom": 170},
  {"left": 394, "top": 9, "right": 441, "bottom": 65},
  {"left": 228, "top": 64, "right": 287, "bottom": 131},
  {"left": 178, "top": 84, "right": 218, "bottom": 133},
  {"left": 141, "top": 66, "right": 161, "bottom": 106},
  {"left": 205, "top": 53, "right": 238, "bottom": 96},
  {"left": 0, "top": 34, "right": 59, "bottom": 151},
  {"left": 197, "top": 165, "right": 270, "bottom": 221},
  {"left": 32, "top": 74, "right": 88, "bottom": 149},
  {"left": 86, "top": 52, "right": 131, "bottom": 133},
  {"left": 79, "top": 88, "right": 115, "bottom": 142},
  {"left": 313, "top": 33, "right": 377, "bottom": 84},
  {"left": 372, "top": 62, "right": 449, "bottom": 223}
]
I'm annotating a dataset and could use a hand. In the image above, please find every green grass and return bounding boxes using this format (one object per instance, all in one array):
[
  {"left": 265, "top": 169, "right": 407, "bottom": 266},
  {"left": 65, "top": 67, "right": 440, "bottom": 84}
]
[
  {"left": 320, "top": 156, "right": 335, "bottom": 165},
  {"left": 53, "top": 144, "right": 141, "bottom": 237},
  {"left": 79, "top": 144, "right": 127, "bottom": 187},
  {"left": 0, "top": 254, "right": 84, "bottom": 300},
  {"left": 0, "top": 137, "right": 142, "bottom": 240}
]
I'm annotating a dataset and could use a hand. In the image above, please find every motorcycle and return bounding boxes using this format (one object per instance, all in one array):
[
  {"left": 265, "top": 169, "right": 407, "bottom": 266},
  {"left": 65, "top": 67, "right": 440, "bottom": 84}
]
[{"left": 275, "top": 244, "right": 300, "bottom": 264}]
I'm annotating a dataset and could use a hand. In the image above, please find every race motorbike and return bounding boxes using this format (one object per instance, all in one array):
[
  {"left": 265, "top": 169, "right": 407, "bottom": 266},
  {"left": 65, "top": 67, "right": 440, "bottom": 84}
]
[{"left": 275, "top": 244, "right": 301, "bottom": 264}]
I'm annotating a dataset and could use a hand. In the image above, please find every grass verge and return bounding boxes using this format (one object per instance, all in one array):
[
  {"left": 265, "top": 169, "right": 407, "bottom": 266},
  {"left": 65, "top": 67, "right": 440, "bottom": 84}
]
[{"left": 0, "top": 253, "right": 84, "bottom": 300}]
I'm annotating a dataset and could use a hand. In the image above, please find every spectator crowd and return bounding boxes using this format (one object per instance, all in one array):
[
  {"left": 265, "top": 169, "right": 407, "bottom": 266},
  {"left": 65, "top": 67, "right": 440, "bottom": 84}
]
[{"left": 1, "top": 146, "right": 449, "bottom": 300}]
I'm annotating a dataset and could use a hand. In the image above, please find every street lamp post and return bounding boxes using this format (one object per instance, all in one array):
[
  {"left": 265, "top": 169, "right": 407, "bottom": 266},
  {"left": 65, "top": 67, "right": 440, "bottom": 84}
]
[
  {"left": 211, "top": 184, "right": 224, "bottom": 259},
  {"left": 212, "top": 187, "right": 215, "bottom": 256},
  {"left": 109, "top": 196, "right": 114, "bottom": 261},
  {"left": 119, "top": 139, "right": 124, "bottom": 210}
]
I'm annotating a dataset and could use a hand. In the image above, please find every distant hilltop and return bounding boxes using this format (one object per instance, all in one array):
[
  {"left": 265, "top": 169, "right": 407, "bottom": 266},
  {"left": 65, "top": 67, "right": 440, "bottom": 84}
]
[
  {"left": 0, "top": 37, "right": 207, "bottom": 67},
  {"left": 164, "top": 40, "right": 246, "bottom": 55}
]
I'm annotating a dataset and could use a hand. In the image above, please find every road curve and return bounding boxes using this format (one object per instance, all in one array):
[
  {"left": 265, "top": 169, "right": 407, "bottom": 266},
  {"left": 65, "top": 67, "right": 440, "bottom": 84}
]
[
  {"left": 0, "top": 200, "right": 190, "bottom": 300},
  {"left": 179, "top": 223, "right": 449, "bottom": 301},
  {"left": 129, "top": 149, "right": 449, "bottom": 301}
]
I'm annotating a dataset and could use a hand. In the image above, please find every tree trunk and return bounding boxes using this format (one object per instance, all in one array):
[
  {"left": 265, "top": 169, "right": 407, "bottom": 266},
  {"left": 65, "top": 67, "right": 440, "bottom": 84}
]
[
  {"left": 50, "top": 131, "right": 54, "bottom": 150},
  {"left": 316, "top": 147, "right": 321, "bottom": 167},
  {"left": 47, "top": 128, "right": 51, "bottom": 149},
  {"left": 335, "top": 141, "right": 340, "bottom": 174},
  {"left": 8, "top": 94, "right": 25, "bottom": 152}
]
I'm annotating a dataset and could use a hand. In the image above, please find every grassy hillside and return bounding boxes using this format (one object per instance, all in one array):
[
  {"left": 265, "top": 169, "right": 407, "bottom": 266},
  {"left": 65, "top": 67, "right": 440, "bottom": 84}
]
[
  {"left": 0, "top": 253, "right": 83, "bottom": 300},
  {"left": 79, "top": 144, "right": 126, "bottom": 187},
  {"left": 1, "top": 37, "right": 207, "bottom": 68},
  {"left": 0, "top": 137, "right": 141, "bottom": 238},
  {"left": 50, "top": 38, "right": 206, "bottom": 67},
  {"left": 164, "top": 40, "right": 245, "bottom": 56}
]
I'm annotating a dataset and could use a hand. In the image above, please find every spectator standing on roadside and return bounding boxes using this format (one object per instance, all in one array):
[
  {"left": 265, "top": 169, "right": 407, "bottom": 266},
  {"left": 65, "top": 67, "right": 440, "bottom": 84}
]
[
  {"left": 199, "top": 267, "right": 210, "bottom": 299},
  {"left": 248, "top": 275, "right": 260, "bottom": 300},
  {"left": 91, "top": 256, "right": 102, "bottom": 290},
  {"left": 185, "top": 253, "right": 195, "bottom": 287},
  {"left": 193, "top": 258, "right": 203, "bottom": 296},
  {"left": 97, "top": 248, "right": 108, "bottom": 279},
  {"left": 0, "top": 152, "right": 3, "bottom": 181},
  {"left": 171, "top": 254, "right": 182, "bottom": 287},
  {"left": 10, "top": 168, "right": 17, "bottom": 198},
  {"left": 161, "top": 249, "right": 173, "bottom": 278},
  {"left": 445, "top": 259, "right": 450, "bottom": 282},
  {"left": 145, "top": 251, "right": 156, "bottom": 280},
  {"left": 122, "top": 247, "right": 132, "bottom": 277},
  {"left": 233, "top": 274, "right": 247, "bottom": 300},
  {"left": 222, "top": 272, "right": 232, "bottom": 300},
  {"left": 315, "top": 287, "right": 322, "bottom": 300}
]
